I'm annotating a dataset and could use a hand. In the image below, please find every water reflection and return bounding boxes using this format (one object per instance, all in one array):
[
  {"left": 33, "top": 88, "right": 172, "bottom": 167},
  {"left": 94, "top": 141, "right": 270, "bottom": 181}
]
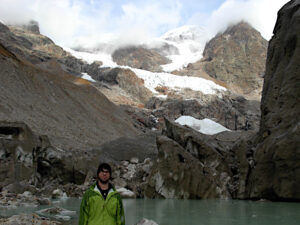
[{"left": 1, "top": 198, "right": 300, "bottom": 225}]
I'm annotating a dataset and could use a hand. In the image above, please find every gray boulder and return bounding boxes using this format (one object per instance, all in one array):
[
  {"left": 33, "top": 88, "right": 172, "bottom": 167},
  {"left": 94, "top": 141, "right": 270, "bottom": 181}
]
[{"left": 135, "top": 218, "right": 159, "bottom": 225}]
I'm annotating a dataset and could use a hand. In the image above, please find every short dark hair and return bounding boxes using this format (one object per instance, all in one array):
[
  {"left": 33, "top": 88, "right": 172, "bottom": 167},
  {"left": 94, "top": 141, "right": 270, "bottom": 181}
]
[{"left": 97, "top": 163, "right": 112, "bottom": 175}]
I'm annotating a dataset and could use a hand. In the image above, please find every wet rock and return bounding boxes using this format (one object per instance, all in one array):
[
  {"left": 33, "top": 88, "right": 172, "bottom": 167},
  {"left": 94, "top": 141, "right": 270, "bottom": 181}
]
[
  {"left": 37, "top": 207, "right": 76, "bottom": 221},
  {"left": 123, "top": 164, "right": 137, "bottom": 180},
  {"left": 51, "top": 189, "right": 67, "bottom": 199},
  {"left": 0, "top": 213, "right": 61, "bottom": 225},
  {"left": 61, "top": 183, "right": 90, "bottom": 198},
  {"left": 113, "top": 177, "right": 127, "bottom": 189},
  {"left": 21, "top": 191, "right": 32, "bottom": 198},
  {"left": 117, "top": 187, "right": 136, "bottom": 198},
  {"left": 37, "top": 197, "right": 52, "bottom": 206},
  {"left": 0, "top": 190, "right": 50, "bottom": 208},
  {"left": 135, "top": 218, "right": 159, "bottom": 225},
  {"left": 130, "top": 157, "right": 139, "bottom": 164}
]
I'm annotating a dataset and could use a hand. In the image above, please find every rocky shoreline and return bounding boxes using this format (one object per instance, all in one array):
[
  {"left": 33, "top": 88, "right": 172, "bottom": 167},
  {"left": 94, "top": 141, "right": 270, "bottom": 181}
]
[{"left": 0, "top": 190, "right": 159, "bottom": 225}]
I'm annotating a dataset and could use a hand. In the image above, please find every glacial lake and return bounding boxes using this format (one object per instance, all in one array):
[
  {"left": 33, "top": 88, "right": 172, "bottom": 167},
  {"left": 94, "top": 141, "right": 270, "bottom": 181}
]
[{"left": 1, "top": 198, "right": 300, "bottom": 225}]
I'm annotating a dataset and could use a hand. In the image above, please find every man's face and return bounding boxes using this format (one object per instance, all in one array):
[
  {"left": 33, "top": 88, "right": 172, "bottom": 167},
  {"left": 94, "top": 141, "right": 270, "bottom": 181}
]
[{"left": 98, "top": 169, "right": 110, "bottom": 184}]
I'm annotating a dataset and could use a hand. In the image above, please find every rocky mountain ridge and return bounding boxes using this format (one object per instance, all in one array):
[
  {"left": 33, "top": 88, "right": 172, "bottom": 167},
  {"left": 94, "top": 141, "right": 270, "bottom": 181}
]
[{"left": 174, "top": 22, "right": 267, "bottom": 99}]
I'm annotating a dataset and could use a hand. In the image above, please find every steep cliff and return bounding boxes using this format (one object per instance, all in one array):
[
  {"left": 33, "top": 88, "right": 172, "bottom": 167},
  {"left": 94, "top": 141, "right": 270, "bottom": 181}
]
[{"left": 246, "top": 0, "right": 300, "bottom": 200}]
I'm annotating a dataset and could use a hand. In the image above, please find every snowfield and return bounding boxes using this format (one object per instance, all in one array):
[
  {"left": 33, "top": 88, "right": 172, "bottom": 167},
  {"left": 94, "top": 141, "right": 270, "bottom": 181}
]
[
  {"left": 175, "top": 116, "right": 231, "bottom": 135},
  {"left": 64, "top": 47, "right": 118, "bottom": 68},
  {"left": 160, "top": 25, "right": 207, "bottom": 72},
  {"left": 128, "top": 67, "right": 226, "bottom": 95},
  {"left": 64, "top": 25, "right": 226, "bottom": 96}
]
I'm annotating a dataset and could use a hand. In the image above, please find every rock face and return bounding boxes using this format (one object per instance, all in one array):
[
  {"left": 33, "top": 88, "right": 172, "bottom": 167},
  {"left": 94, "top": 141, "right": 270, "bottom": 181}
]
[
  {"left": 146, "top": 94, "right": 260, "bottom": 131},
  {"left": 2, "top": 23, "right": 66, "bottom": 63},
  {"left": 20, "top": 20, "right": 40, "bottom": 34},
  {"left": 203, "top": 22, "right": 267, "bottom": 97},
  {"left": 151, "top": 42, "right": 179, "bottom": 56},
  {"left": 246, "top": 0, "right": 300, "bottom": 200},
  {"left": 112, "top": 46, "right": 171, "bottom": 72},
  {"left": 92, "top": 67, "right": 152, "bottom": 104},
  {"left": 0, "top": 120, "right": 94, "bottom": 193},
  {"left": 178, "top": 22, "right": 267, "bottom": 99},
  {"left": 0, "top": 122, "right": 37, "bottom": 188},
  {"left": 144, "top": 118, "right": 254, "bottom": 199}
]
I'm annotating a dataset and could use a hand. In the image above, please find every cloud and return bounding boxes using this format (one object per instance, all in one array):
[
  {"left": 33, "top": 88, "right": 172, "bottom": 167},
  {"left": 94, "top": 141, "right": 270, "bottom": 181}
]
[
  {"left": 0, "top": 0, "right": 182, "bottom": 47},
  {"left": 0, "top": 0, "right": 290, "bottom": 48},
  {"left": 195, "top": 0, "right": 290, "bottom": 40}
]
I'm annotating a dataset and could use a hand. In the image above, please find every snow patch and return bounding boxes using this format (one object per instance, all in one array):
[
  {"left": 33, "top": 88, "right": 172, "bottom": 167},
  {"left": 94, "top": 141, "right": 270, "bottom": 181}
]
[
  {"left": 161, "top": 40, "right": 204, "bottom": 72},
  {"left": 81, "top": 73, "right": 96, "bottom": 82},
  {"left": 64, "top": 47, "right": 118, "bottom": 67},
  {"left": 161, "top": 25, "right": 204, "bottom": 43},
  {"left": 160, "top": 25, "right": 207, "bottom": 72},
  {"left": 175, "top": 116, "right": 230, "bottom": 135}
]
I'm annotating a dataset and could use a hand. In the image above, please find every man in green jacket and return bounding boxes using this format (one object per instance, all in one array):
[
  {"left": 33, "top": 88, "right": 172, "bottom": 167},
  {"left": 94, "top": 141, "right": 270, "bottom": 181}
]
[{"left": 79, "top": 163, "right": 125, "bottom": 225}]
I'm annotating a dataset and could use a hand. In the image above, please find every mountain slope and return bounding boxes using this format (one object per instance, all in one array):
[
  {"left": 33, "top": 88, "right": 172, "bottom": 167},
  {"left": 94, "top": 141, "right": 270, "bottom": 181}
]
[
  {"left": 203, "top": 22, "right": 267, "bottom": 98},
  {"left": 175, "top": 22, "right": 267, "bottom": 99},
  {"left": 0, "top": 42, "right": 140, "bottom": 151}
]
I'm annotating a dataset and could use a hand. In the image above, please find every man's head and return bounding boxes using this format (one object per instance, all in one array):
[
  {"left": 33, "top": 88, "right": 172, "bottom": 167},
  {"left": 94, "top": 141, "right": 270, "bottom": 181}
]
[{"left": 97, "top": 163, "right": 112, "bottom": 184}]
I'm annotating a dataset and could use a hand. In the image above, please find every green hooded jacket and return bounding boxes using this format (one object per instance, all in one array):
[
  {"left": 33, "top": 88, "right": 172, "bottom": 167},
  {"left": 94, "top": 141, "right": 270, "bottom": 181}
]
[{"left": 79, "top": 183, "right": 125, "bottom": 225}]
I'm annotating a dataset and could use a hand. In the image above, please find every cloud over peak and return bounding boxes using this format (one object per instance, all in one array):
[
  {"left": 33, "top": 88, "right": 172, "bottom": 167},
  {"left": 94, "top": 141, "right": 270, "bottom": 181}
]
[{"left": 0, "top": 0, "right": 289, "bottom": 48}]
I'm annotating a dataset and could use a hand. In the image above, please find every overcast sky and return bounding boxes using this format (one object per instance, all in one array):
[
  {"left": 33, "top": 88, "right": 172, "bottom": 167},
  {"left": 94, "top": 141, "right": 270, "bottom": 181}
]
[{"left": 0, "top": 0, "right": 290, "bottom": 47}]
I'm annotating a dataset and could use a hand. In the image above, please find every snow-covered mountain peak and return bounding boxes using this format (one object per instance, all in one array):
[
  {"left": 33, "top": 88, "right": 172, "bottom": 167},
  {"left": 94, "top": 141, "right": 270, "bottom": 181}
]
[{"left": 161, "top": 25, "right": 204, "bottom": 43}]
